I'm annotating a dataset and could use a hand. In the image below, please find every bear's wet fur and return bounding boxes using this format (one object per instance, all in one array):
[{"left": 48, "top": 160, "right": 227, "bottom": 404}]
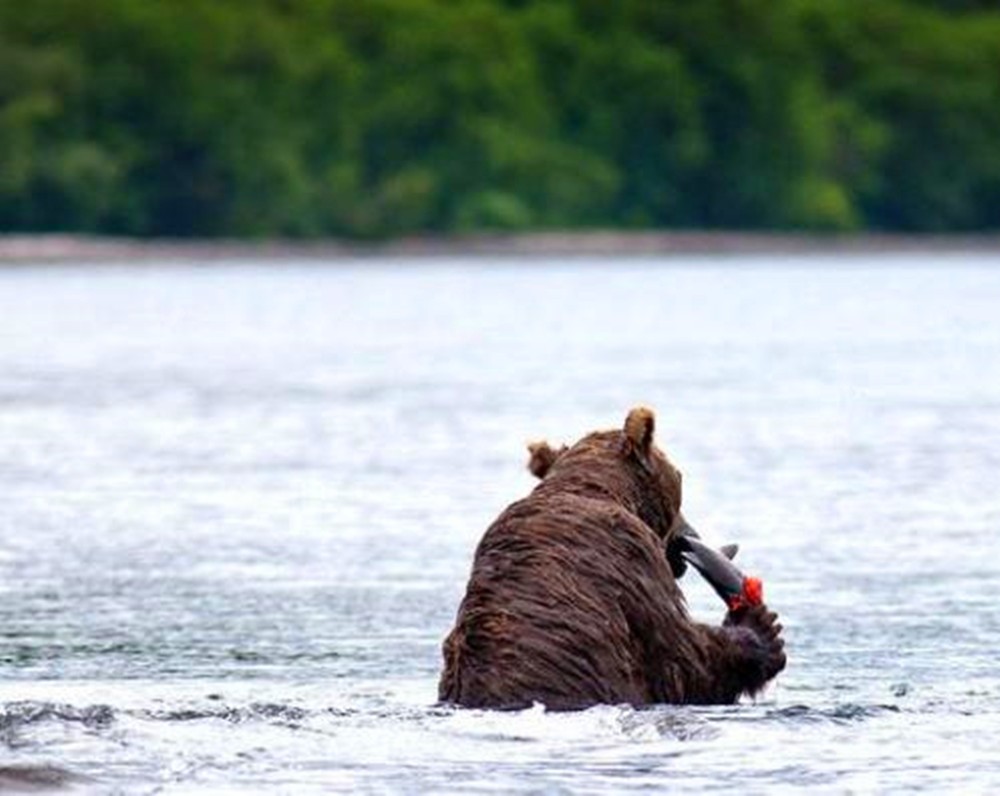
[{"left": 439, "top": 407, "right": 786, "bottom": 710}]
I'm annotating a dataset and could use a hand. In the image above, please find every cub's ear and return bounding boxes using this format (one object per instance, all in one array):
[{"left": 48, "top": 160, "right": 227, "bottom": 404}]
[
  {"left": 624, "top": 406, "right": 656, "bottom": 455},
  {"left": 527, "top": 441, "right": 566, "bottom": 479}
]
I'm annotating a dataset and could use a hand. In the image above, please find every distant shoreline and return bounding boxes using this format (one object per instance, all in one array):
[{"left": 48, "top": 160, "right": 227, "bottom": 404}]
[{"left": 3, "top": 231, "right": 1000, "bottom": 264}]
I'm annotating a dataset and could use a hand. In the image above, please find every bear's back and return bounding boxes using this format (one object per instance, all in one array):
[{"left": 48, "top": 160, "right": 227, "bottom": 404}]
[{"left": 439, "top": 490, "right": 684, "bottom": 709}]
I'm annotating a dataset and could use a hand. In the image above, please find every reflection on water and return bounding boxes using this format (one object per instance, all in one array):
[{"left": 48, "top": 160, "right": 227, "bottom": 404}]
[{"left": 1, "top": 255, "right": 1000, "bottom": 792}]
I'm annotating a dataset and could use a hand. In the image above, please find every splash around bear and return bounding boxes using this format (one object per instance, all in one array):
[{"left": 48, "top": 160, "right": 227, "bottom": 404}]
[{"left": 438, "top": 407, "right": 786, "bottom": 710}]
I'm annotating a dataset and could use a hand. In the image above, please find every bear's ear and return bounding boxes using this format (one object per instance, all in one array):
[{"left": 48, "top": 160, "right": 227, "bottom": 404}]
[
  {"left": 527, "top": 440, "right": 565, "bottom": 478},
  {"left": 624, "top": 406, "right": 656, "bottom": 455}
]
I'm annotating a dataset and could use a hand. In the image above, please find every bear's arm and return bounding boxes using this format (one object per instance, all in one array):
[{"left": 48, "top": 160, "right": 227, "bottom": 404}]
[{"left": 672, "top": 607, "right": 785, "bottom": 704}]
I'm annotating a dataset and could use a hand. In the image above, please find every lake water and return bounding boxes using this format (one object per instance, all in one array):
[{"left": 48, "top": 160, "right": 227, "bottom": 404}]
[{"left": 1, "top": 254, "right": 999, "bottom": 793}]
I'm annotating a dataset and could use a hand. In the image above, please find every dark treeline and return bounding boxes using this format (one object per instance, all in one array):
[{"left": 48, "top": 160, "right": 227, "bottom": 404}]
[{"left": 2, "top": 0, "right": 1000, "bottom": 238}]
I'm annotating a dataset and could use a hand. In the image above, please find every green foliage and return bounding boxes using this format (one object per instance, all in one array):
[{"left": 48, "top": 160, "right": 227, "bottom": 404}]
[{"left": 2, "top": 0, "right": 1000, "bottom": 236}]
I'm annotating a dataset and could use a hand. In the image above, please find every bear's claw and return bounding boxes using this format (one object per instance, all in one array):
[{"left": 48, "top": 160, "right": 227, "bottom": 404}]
[{"left": 725, "top": 603, "right": 787, "bottom": 684}]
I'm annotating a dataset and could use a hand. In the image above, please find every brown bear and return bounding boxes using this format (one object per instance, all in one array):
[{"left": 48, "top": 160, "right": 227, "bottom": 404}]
[{"left": 438, "top": 407, "right": 786, "bottom": 710}]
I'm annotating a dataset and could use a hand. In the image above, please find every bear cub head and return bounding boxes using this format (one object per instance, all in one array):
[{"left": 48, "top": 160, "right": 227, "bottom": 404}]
[{"left": 527, "top": 406, "right": 696, "bottom": 578}]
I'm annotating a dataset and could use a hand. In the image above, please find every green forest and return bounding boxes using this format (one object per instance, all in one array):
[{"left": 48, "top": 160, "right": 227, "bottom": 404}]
[{"left": 2, "top": 0, "right": 1000, "bottom": 238}]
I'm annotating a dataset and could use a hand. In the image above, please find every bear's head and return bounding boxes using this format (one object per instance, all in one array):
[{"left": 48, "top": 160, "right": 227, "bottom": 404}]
[{"left": 527, "top": 406, "right": 698, "bottom": 578}]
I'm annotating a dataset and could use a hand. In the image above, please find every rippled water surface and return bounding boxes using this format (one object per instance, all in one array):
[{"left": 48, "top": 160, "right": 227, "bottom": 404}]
[{"left": 2, "top": 255, "right": 1000, "bottom": 793}]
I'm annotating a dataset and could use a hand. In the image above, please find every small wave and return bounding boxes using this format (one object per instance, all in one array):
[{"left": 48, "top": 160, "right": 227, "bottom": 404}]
[
  {"left": 0, "top": 764, "right": 87, "bottom": 790},
  {"left": 139, "top": 701, "right": 308, "bottom": 725},
  {"left": 617, "top": 707, "right": 720, "bottom": 742},
  {"left": 439, "top": 701, "right": 722, "bottom": 745},
  {"left": 1, "top": 701, "right": 115, "bottom": 736},
  {"left": 224, "top": 648, "right": 342, "bottom": 663},
  {"left": 1, "top": 698, "right": 322, "bottom": 744},
  {"left": 767, "top": 702, "right": 900, "bottom": 724}
]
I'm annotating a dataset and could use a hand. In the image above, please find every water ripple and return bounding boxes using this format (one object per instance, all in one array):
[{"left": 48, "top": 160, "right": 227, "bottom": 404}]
[{"left": 3, "top": 259, "right": 1000, "bottom": 791}]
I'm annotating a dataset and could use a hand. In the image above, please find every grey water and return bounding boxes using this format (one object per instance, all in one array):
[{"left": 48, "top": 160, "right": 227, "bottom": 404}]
[{"left": 1, "top": 254, "right": 999, "bottom": 793}]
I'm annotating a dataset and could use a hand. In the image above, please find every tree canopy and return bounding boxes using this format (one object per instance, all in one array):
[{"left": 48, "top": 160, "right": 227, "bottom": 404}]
[{"left": 2, "top": 0, "right": 1000, "bottom": 238}]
